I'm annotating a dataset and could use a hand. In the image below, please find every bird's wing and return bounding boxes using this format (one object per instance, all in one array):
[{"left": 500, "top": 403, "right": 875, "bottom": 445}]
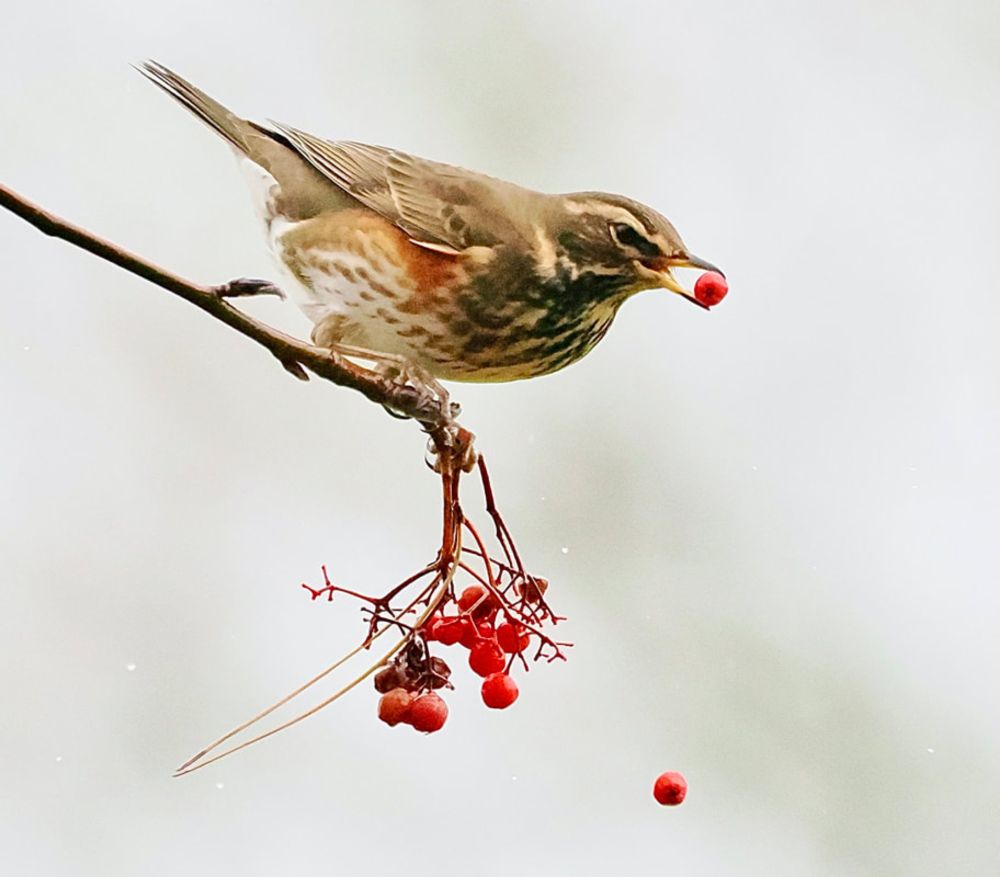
[{"left": 268, "top": 123, "right": 516, "bottom": 251}]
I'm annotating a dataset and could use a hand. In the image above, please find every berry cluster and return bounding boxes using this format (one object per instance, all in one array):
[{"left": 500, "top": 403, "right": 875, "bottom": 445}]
[
  {"left": 371, "top": 582, "right": 555, "bottom": 733},
  {"left": 172, "top": 448, "right": 568, "bottom": 775}
]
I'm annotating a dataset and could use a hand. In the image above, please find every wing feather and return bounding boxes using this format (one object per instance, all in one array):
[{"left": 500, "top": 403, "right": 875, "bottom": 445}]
[{"left": 267, "top": 122, "right": 522, "bottom": 251}]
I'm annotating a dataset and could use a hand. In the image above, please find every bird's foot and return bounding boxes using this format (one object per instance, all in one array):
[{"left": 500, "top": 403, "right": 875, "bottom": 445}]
[
  {"left": 322, "top": 341, "right": 457, "bottom": 425},
  {"left": 379, "top": 359, "right": 459, "bottom": 426},
  {"left": 425, "top": 425, "right": 477, "bottom": 474},
  {"left": 214, "top": 277, "right": 286, "bottom": 300}
]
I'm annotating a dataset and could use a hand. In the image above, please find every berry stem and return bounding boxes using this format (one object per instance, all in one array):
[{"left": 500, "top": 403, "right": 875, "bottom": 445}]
[{"left": 174, "top": 557, "right": 459, "bottom": 776}]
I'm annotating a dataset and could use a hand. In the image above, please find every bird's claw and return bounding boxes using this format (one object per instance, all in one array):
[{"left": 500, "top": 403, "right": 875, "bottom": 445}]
[
  {"left": 215, "top": 277, "right": 286, "bottom": 300},
  {"left": 379, "top": 361, "right": 455, "bottom": 426}
]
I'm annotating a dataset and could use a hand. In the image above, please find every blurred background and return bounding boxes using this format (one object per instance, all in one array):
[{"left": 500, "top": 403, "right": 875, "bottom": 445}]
[{"left": 2, "top": 0, "right": 999, "bottom": 873}]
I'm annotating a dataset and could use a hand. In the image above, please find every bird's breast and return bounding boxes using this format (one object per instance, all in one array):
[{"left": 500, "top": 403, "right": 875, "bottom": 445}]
[{"left": 266, "top": 208, "right": 621, "bottom": 382}]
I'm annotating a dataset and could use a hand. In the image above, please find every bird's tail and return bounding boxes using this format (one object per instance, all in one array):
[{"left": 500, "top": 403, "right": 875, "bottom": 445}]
[{"left": 137, "top": 60, "right": 255, "bottom": 154}]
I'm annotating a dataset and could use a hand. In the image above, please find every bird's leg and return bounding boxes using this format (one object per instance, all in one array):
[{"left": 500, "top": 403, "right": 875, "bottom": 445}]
[
  {"left": 328, "top": 341, "right": 458, "bottom": 424},
  {"left": 310, "top": 314, "right": 456, "bottom": 424},
  {"left": 308, "top": 316, "right": 456, "bottom": 424},
  {"left": 213, "top": 277, "right": 286, "bottom": 300}
]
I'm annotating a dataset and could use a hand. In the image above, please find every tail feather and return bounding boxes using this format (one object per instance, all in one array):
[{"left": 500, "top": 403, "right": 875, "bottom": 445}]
[
  {"left": 138, "top": 60, "right": 358, "bottom": 220},
  {"left": 137, "top": 60, "right": 252, "bottom": 154}
]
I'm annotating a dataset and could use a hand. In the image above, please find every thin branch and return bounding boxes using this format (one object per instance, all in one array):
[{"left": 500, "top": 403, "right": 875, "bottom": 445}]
[{"left": 0, "top": 183, "right": 456, "bottom": 429}]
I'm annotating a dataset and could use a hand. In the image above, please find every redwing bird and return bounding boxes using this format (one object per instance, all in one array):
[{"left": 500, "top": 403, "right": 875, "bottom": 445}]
[{"left": 139, "top": 61, "right": 722, "bottom": 384}]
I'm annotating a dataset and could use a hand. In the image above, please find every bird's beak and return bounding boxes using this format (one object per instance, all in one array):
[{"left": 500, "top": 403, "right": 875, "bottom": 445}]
[{"left": 638, "top": 254, "right": 725, "bottom": 309}]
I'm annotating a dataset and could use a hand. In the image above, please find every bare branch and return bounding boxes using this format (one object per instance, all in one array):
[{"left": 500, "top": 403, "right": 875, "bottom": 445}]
[{"left": 0, "top": 183, "right": 457, "bottom": 429}]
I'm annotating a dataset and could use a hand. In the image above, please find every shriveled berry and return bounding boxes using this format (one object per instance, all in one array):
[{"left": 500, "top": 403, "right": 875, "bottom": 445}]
[
  {"left": 653, "top": 771, "right": 688, "bottom": 806},
  {"left": 435, "top": 618, "right": 464, "bottom": 646},
  {"left": 377, "top": 688, "right": 414, "bottom": 726},
  {"left": 693, "top": 271, "right": 728, "bottom": 307},
  {"left": 408, "top": 692, "right": 448, "bottom": 733},
  {"left": 427, "top": 656, "right": 452, "bottom": 689},
  {"left": 481, "top": 673, "right": 519, "bottom": 709},
  {"left": 496, "top": 622, "right": 530, "bottom": 654},
  {"left": 519, "top": 577, "right": 548, "bottom": 604},
  {"left": 373, "top": 664, "right": 406, "bottom": 694},
  {"left": 469, "top": 641, "right": 506, "bottom": 677}
]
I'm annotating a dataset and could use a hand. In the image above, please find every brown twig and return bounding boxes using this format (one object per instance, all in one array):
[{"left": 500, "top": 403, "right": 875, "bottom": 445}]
[
  {"left": 0, "top": 183, "right": 462, "bottom": 432},
  {"left": 1, "top": 181, "right": 562, "bottom": 774}
]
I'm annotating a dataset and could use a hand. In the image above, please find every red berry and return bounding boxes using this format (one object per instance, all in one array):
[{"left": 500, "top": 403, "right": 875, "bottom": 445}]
[
  {"left": 435, "top": 618, "right": 464, "bottom": 646},
  {"left": 458, "top": 616, "right": 481, "bottom": 649},
  {"left": 377, "top": 688, "right": 414, "bottom": 727},
  {"left": 422, "top": 615, "right": 446, "bottom": 641},
  {"left": 653, "top": 771, "right": 688, "bottom": 806},
  {"left": 496, "top": 622, "right": 530, "bottom": 654},
  {"left": 469, "top": 641, "right": 506, "bottom": 677},
  {"left": 693, "top": 271, "right": 728, "bottom": 307},
  {"left": 481, "top": 673, "right": 519, "bottom": 709},
  {"left": 458, "top": 585, "right": 497, "bottom": 621},
  {"left": 458, "top": 585, "right": 486, "bottom": 612},
  {"left": 408, "top": 692, "right": 448, "bottom": 733}
]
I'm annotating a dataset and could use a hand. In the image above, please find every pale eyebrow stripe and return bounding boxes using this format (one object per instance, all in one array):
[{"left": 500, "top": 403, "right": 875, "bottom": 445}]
[{"left": 564, "top": 199, "right": 643, "bottom": 230}]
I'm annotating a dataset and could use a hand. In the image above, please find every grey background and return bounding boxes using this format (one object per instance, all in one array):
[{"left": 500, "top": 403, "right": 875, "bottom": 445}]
[{"left": 2, "top": 0, "right": 999, "bottom": 874}]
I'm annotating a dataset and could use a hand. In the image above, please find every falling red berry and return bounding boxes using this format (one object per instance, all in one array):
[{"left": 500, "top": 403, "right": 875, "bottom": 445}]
[
  {"left": 408, "top": 692, "right": 449, "bottom": 733},
  {"left": 481, "top": 673, "right": 519, "bottom": 709},
  {"left": 377, "top": 688, "right": 414, "bottom": 727},
  {"left": 693, "top": 271, "right": 728, "bottom": 307},
  {"left": 468, "top": 641, "right": 506, "bottom": 677},
  {"left": 653, "top": 771, "right": 688, "bottom": 806}
]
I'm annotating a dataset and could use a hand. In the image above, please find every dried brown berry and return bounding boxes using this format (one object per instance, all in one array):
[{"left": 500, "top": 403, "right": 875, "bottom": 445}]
[
  {"left": 427, "top": 656, "right": 452, "bottom": 689},
  {"left": 519, "top": 577, "right": 548, "bottom": 604},
  {"left": 373, "top": 664, "right": 405, "bottom": 694}
]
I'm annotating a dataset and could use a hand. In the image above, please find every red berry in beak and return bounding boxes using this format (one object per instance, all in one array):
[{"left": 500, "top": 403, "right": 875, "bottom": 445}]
[
  {"left": 653, "top": 771, "right": 688, "bottom": 806},
  {"left": 693, "top": 271, "right": 728, "bottom": 307}
]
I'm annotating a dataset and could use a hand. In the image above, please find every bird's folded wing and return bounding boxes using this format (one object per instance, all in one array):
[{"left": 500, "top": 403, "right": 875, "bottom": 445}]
[{"left": 268, "top": 122, "right": 508, "bottom": 252}]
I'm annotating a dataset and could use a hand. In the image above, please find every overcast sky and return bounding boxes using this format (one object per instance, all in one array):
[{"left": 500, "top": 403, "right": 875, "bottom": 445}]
[{"left": 2, "top": 1, "right": 999, "bottom": 874}]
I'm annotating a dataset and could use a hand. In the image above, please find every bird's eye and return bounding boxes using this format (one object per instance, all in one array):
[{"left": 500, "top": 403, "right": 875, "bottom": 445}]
[{"left": 610, "top": 222, "right": 660, "bottom": 258}]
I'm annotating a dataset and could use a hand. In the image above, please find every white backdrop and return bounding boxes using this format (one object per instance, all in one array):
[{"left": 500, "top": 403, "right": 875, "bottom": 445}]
[{"left": 2, "top": 1, "right": 999, "bottom": 874}]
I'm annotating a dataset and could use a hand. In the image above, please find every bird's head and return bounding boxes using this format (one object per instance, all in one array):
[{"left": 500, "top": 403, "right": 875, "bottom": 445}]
[{"left": 548, "top": 192, "right": 723, "bottom": 307}]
